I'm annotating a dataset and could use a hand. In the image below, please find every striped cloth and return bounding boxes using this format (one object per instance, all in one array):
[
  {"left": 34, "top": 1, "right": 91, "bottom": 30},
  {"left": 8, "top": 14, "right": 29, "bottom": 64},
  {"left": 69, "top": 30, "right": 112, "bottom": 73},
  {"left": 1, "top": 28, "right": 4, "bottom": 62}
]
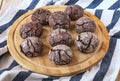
[{"left": 0, "top": 0, "right": 120, "bottom": 81}]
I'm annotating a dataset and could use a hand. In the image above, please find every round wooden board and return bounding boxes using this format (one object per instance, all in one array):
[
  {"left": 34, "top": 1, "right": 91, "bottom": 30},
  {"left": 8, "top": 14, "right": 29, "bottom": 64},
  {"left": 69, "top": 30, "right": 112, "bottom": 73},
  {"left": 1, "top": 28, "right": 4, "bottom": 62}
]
[{"left": 7, "top": 5, "right": 109, "bottom": 76}]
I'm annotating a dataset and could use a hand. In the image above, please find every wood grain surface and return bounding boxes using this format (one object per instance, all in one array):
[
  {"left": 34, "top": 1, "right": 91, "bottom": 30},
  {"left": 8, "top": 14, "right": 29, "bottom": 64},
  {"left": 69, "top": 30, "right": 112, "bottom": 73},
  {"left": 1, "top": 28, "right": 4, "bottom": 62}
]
[
  {"left": 7, "top": 5, "right": 109, "bottom": 76},
  {"left": 0, "top": 0, "right": 3, "bottom": 10}
]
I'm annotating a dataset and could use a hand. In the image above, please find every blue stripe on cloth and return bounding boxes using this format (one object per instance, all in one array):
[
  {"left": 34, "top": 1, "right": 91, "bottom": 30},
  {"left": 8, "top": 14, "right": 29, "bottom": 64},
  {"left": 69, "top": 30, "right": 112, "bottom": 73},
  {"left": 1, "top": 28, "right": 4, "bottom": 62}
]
[
  {"left": 0, "top": 0, "right": 39, "bottom": 34},
  {"left": 94, "top": 9, "right": 103, "bottom": 19},
  {"left": 0, "top": 60, "right": 18, "bottom": 74},
  {"left": 0, "top": 40, "right": 6, "bottom": 48},
  {"left": 7, "top": 61, "right": 18, "bottom": 69},
  {"left": 112, "top": 31, "right": 120, "bottom": 38},
  {"left": 93, "top": 37, "right": 117, "bottom": 81},
  {"left": 12, "top": 71, "right": 32, "bottom": 81},
  {"left": 107, "top": 10, "right": 120, "bottom": 32},
  {"left": 70, "top": 72, "right": 85, "bottom": 81},
  {"left": 42, "top": 76, "right": 60, "bottom": 81},
  {"left": 86, "top": 0, "right": 103, "bottom": 9},
  {"left": 108, "top": 0, "right": 120, "bottom": 10},
  {"left": 46, "top": 0, "right": 55, "bottom": 5},
  {"left": 65, "top": 0, "right": 78, "bottom": 5}
]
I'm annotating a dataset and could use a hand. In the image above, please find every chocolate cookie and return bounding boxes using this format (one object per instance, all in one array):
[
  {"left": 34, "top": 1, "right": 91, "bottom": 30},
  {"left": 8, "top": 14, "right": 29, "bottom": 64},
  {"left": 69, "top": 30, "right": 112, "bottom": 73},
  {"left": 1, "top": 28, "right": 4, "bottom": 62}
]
[
  {"left": 48, "top": 29, "right": 72, "bottom": 46},
  {"left": 20, "top": 22, "right": 43, "bottom": 39},
  {"left": 49, "top": 44, "right": 73, "bottom": 65},
  {"left": 49, "top": 11, "right": 70, "bottom": 29},
  {"left": 75, "top": 17, "right": 96, "bottom": 34},
  {"left": 64, "top": 5, "right": 84, "bottom": 20},
  {"left": 20, "top": 37, "right": 43, "bottom": 57},
  {"left": 75, "top": 32, "right": 99, "bottom": 53},
  {"left": 31, "top": 8, "right": 51, "bottom": 25}
]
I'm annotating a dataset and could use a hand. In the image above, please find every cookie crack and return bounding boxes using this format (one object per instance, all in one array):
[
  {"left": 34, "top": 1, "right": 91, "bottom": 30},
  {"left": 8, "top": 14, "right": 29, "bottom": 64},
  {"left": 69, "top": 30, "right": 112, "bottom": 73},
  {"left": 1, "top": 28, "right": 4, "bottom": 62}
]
[
  {"left": 64, "top": 51, "right": 71, "bottom": 58},
  {"left": 25, "top": 39, "right": 33, "bottom": 57},
  {"left": 77, "top": 35, "right": 88, "bottom": 45},
  {"left": 76, "top": 21, "right": 91, "bottom": 28},
  {"left": 29, "top": 39, "right": 38, "bottom": 53},
  {"left": 84, "top": 33, "right": 93, "bottom": 52}
]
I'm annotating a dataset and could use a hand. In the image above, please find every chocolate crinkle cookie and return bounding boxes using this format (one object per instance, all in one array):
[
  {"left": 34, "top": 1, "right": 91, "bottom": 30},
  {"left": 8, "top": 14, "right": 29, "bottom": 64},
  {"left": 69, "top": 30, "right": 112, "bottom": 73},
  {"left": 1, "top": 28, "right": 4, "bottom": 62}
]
[
  {"left": 49, "top": 44, "right": 73, "bottom": 65},
  {"left": 49, "top": 11, "right": 70, "bottom": 29},
  {"left": 48, "top": 29, "right": 72, "bottom": 46},
  {"left": 75, "top": 32, "right": 99, "bottom": 53},
  {"left": 20, "top": 22, "right": 43, "bottom": 39},
  {"left": 64, "top": 5, "right": 84, "bottom": 20},
  {"left": 75, "top": 17, "right": 96, "bottom": 34},
  {"left": 31, "top": 8, "right": 51, "bottom": 25},
  {"left": 20, "top": 37, "right": 43, "bottom": 57}
]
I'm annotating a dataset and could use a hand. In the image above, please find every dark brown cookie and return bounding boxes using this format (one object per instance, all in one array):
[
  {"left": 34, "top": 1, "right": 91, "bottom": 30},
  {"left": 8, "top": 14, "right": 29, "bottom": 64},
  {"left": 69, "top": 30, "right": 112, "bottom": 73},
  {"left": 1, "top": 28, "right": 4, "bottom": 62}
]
[
  {"left": 64, "top": 5, "right": 84, "bottom": 20},
  {"left": 48, "top": 29, "right": 72, "bottom": 46},
  {"left": 31, "top": 8, "right": 51, "bottom": 25},
  {"left": 75, "top": 17, "right": 96, "bottom": 34},
  {"left": 20, "top": 37, "right": 43, "bottom": 57},
  {"left": 49, "top": 11, "right": 70, "bottom": 29},
  {"left": 49, "top": 44, "right": 73, "bottom": 65},
  {"left": 75, "top": 32, "right": 99, "bottom": 53},
  {"left": 20, "top": 22, "right": 43, "bottom": 39}
]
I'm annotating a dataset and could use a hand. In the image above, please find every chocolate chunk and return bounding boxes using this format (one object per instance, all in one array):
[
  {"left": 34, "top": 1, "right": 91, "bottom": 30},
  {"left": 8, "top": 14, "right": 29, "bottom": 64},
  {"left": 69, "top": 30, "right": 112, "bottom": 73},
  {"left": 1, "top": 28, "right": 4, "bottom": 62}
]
[
  {"left": 49, "top": 11, "right": 70, "bottom": 29},
  {"left": 48, "top": 29, "right": 72, "bottom": 46},
  {"left": 20, "top": 22, "right": 43, "bottom": 39},
  {"left": 75, "top": 32, "right": 99, "bottom": 53},
  {"left": 31, "top": 8, "right": 51, "bottom": 25},
  {"left": 64, "top": 5, "right": 84, "bottom": 20},
  {"left": 20, "top": 37, "right": 43, "bottom": 57},
  {"left": 49, "top": 44, "right": 73, "bottom": 65},
  {"left": 75, "top": 17, "right": 96, "bottom": 34}
]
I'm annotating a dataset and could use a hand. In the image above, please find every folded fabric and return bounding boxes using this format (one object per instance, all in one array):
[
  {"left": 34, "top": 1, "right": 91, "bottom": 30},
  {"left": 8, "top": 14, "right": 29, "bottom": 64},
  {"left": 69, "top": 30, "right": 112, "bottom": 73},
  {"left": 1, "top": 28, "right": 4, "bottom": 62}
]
[{"left": 0, "top": 0, "right": 120, "bottom": 81}]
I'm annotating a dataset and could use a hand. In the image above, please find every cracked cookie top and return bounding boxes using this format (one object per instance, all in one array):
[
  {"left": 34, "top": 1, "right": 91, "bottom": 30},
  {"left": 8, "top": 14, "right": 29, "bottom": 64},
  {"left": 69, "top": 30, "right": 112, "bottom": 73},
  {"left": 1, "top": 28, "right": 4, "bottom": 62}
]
[
  {"left": 20, "top": 22, "right": 43, "bottom": 39},
  {"left": 31, "top": 8, "right": 51, "bottom": 25},
  {"left": 49, "top": 11, "right": 70, "bottom": 29},
  {"left": 75, "top": 17, "right": 96, "bottom": 34},
  {"left": 49, "top": 44, "right": 73, "bottom": 65},
  {"left": 20, "top": 37, "right": 43, "bottom": 57},
  {"left": 48, "top": 29, "right": 72, "bottom": 47},
  {"left": 75, "top": 32, "right": 99, "bottom": 53},
  {"left": 64, "top": 5, "right": 84, "bottom": 20}
]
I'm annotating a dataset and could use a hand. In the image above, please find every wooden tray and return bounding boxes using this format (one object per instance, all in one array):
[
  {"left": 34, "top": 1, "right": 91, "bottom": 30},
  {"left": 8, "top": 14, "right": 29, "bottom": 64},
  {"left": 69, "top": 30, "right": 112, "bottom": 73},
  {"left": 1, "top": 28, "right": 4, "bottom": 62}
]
[{"left": 7, "top": 5, "right": 109, "bottom": 76}]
